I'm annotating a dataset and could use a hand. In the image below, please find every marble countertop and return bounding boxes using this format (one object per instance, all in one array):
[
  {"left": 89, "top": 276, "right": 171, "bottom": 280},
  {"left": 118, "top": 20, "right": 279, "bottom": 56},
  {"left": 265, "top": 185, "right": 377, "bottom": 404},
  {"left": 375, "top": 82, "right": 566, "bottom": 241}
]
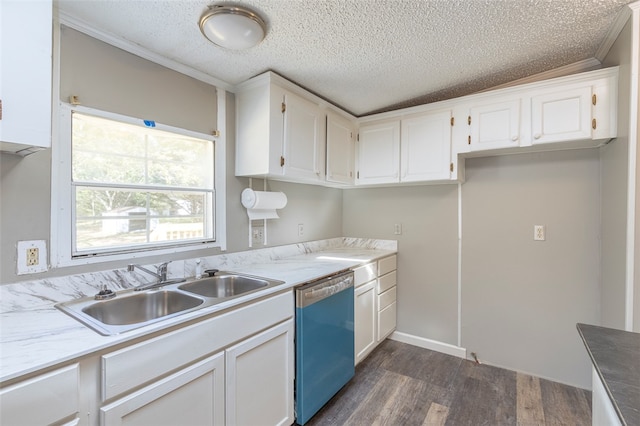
[
  {"left": 577, "top": 323, "right": 640, "bottom": 426},
  {"left": 0, "top": 238, "right": 396, "bottom": 384}
]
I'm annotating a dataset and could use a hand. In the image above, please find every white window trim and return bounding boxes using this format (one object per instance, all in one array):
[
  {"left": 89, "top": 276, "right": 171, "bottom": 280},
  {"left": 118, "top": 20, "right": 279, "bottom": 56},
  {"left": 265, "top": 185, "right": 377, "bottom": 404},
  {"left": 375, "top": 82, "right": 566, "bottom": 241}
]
[{"left": 50, "top": 90, "right": 227, "bottom": 268}]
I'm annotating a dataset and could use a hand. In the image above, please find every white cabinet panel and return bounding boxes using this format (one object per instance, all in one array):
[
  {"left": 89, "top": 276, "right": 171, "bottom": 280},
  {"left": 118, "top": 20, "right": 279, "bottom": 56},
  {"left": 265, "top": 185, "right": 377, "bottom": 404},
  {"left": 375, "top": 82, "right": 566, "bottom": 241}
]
[
  {"left": 469, "top": 99, "right": 521, "bottom": 151},
  {"left": 0, "top": 364, "right": 79, "bottom": 426},
  {"left": 355, "top": 280, "right": 377, "bottom": 364},
  {"left": 226, "top": 320, "right": 295, "bottom": 426},
  {"left": 378, "top": 301, "right": 397, "bottom": 341},
  {"left": 378, "top": 254, "right": 397, "bottom": 276},
  {"left": 326, "top": 110, "right": 355, "bottom": 184},
  {"left": 282, "top": 90, "right": 325, "bottom": 181},
  {"left": 0, "top": 0, "right": 52, "bottom": 153},
  {"left": 401, "top": 111, "right": 452, "bottom": 181},
  {"left": 357, "top": 120, "right": 400, "bottom": 185},
  {"left": 353, "top": 262, "right": 376, "bottom": 287},
  {"left": 591, "top": 367, "right": 622, "bottom": 426},
  {"left": 378, "top": 270, "right": 397, "bottom": 294},
  {"left": 378, "top": 286, "right": 396, "bottom": 311},
  {"left": 531, "top": 86, "right": 592, "bottom": 144},
  {"left": 101, "top": 353, "right": 224, "bottom": 426}
]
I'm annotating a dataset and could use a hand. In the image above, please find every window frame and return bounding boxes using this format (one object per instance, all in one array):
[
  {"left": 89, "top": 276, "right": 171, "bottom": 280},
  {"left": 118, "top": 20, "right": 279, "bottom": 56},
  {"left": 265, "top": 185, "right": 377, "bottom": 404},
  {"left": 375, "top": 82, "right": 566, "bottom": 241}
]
[{"left": 51, "top": 102, "right": 227, "bottom": 267}]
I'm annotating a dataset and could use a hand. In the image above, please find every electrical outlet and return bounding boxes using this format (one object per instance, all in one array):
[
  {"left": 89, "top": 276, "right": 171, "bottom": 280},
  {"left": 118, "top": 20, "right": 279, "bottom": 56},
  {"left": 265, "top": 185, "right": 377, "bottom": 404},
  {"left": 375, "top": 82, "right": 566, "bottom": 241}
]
[
  {"left": 298, "top": 223, "right": 304, "bottom": 237},
  {"left": 534, "top": 225, "right": 545, "bottom": 241},
  {"left": 394, "top": 223, "right": 402, "bottom": 235},
  {"left": 252, "top": 227, "right": 264, "bottom": 245},
  {"left": 26, "top": 248, "right": 39, "bottom": 265},
  {"left": 16, "top": 240, "right": 48, "bottom": 275}
]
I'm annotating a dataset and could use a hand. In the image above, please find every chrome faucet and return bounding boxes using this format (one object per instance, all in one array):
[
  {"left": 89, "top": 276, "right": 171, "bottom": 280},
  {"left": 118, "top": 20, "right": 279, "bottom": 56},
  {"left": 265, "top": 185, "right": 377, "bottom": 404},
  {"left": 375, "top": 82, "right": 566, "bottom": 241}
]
[{"left": 127, "top": 261, "right": 179, "bottom": 291}]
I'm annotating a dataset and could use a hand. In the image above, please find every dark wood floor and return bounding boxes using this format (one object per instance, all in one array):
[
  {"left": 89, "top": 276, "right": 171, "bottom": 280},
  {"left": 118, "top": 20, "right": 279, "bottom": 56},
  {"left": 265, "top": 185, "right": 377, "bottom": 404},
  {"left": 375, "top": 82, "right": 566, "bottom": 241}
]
[{"left": 306, "top": 340, "right": 592, "bottom": 426}]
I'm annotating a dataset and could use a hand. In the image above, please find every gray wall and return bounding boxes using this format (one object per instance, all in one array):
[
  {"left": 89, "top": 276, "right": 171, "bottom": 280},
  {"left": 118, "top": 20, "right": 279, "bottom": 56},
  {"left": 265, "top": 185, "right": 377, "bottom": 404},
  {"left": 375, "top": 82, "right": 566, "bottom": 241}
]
[
  {"left": 343, "top": 150, "right": 602, "bottom": 389},
  {"left": 343, "top": 185, "right": 459, "bottom": 344},
  {"left": 460, "top": 150, "right": 601, "bottom": 389},
  {"left": 600, "top": 18, "right": 632, "bottom": 330}
]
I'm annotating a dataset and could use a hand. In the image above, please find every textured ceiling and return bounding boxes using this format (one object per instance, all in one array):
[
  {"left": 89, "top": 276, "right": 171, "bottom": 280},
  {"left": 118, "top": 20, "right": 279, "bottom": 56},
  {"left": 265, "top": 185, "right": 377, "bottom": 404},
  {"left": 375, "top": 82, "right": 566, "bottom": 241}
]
[{"left": 56, "top": 0, "right": 633, "bottom": 116}]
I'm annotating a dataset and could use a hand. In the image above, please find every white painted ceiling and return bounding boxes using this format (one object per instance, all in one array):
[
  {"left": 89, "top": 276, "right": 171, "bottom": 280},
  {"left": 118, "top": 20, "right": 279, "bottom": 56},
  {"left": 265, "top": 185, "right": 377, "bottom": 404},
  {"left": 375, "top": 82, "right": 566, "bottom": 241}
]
[{"left": 56, "top": 0, "right": 633, "bottom": 116}]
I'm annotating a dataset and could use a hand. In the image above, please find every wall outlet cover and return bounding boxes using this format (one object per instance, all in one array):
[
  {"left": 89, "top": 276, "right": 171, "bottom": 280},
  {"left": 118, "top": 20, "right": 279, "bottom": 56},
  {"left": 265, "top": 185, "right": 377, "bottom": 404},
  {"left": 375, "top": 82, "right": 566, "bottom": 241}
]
[{"left": 16, "top": 240, "right": 48, "bottom": 275}]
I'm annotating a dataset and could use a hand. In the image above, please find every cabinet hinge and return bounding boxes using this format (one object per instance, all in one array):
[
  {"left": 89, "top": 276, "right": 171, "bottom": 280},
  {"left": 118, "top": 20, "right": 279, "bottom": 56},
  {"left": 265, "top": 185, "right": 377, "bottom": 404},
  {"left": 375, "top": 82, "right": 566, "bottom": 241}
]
[
  {"left": 357, "top": 171, "right": 360, "bottom": 179},
  {"left": 468, "top": 135, "right": 471, "bottom": 145},
  {"left": 450, "top": 117, "right": 454, "bottom": 126},
  {"left": 281, "top": 102, "right": 286, "bottom": 113},
  {"left": 450, "top": 163, "right": 454, "bottom": 172},
  {"left": 357, "top": 133, "right": 360, "bottom": 142},
  {"left": 592, "top": 118, "right": 597, "bottom": 130},
  {"left": 70, "top": 95, "right": 81, "bottom": 105},
  {"left": 592, "top": 94, "right": 597, "bottom": 106},
  {"left": 467, "top": 115, "right": 471, "bottom": 125},
  {"left": 212, "top": 130, "right": 220, "bottom": 137},
  {"left": 280, "top": 156, "right": 285, "bottom": 167}
]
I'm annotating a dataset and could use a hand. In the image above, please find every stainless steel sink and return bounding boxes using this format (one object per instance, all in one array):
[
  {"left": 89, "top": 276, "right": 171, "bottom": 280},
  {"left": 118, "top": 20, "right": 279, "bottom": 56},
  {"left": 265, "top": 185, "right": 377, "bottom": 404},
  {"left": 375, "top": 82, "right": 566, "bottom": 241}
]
[
  {"left": 82, "top": 290, "right": 203, "bottom": 325},
  {"left": 56, "top": 289, "right": 205, "bottom": 336},
  {"left": 55, "top": 271, "right": 284, "bottom": 336},
  {"left": 178, "top": 274, "right": 270, "bottom": 298}
]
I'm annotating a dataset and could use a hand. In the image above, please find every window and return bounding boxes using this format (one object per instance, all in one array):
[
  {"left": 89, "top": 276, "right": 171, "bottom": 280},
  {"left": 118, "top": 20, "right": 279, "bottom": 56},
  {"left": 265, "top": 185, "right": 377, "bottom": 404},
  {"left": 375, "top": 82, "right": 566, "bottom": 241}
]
[{"left": 52, "top": 104, "right": 226, "bottom": 266}]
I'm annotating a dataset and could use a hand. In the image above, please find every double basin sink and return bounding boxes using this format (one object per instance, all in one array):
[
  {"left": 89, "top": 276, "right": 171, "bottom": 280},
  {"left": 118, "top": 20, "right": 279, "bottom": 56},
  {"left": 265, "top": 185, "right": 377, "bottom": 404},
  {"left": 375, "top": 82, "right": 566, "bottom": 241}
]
[{"left": 55, "top": 272, "right": 284, "bottom": 336}]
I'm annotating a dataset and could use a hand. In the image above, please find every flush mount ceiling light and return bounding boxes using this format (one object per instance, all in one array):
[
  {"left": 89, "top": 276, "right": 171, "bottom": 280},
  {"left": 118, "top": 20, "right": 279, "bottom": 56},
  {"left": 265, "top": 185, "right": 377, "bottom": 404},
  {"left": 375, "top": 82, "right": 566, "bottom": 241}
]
[{"left": 199, "top": 5, "right": 266, "bottom": 50}]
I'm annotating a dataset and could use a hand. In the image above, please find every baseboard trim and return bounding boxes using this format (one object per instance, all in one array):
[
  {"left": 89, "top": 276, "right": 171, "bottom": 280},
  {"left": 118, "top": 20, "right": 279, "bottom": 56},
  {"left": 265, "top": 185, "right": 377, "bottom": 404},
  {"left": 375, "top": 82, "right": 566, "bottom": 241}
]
[{"left": 389, "top": 331, "right": 467, "bottom": 358}]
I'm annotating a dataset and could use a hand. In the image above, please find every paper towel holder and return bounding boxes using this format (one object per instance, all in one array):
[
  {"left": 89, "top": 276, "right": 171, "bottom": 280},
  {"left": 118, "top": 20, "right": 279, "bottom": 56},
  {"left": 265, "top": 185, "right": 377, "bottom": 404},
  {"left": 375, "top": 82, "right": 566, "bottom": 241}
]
[{"left": 241, "top": 183, "right": 287, "bottom": 247}]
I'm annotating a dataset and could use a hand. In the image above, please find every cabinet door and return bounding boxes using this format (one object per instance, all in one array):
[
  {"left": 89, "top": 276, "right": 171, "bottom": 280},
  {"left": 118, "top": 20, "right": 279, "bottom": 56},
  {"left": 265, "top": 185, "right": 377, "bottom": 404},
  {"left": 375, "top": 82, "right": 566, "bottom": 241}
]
[
  {"left": 531, "top": 86, "right": 592, "bottom": 144},
  {"left": 0, "top": 0, "right": 52, "bottom": 150},
  {"left": 100, "top": 353, "right": 225, "bottom": 425},
  {"left": 355, "top": 280, "right": 377, "bottom": 364},
  {"left": 469, "top": 99, "right": 521, "bottom": 151},
  {"left": 282, "top": 91, "right": 325, "bottom": 181},
  {"left": 226, "top": 320, "right": 294, "bottom": 426},
  {"left": 401, "top": 111, "right": 452, "bottom": 181},
  {"left": 356, "top": 120, "right": 400, "bottom": 185},
  {"left": 0, "top": 364, "right": 79, "bottom": 426},
  {"left": 326, "top": 110, "right": 355, "bottom": 184}
]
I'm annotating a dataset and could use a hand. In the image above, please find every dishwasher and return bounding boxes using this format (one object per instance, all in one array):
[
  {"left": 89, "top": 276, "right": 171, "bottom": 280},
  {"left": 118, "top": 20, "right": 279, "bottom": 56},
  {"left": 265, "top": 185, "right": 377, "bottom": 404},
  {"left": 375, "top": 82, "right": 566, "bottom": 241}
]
[{"left": 295, "top": 270, "right": 355, "bottom": 425}]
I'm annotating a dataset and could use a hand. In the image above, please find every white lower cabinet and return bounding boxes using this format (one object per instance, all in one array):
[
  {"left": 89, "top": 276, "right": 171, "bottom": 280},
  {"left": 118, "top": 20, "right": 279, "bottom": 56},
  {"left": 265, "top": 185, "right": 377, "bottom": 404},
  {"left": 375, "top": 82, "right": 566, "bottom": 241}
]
[
  {"left": 101, "top": 353, "right": 225, "bottom": 426},
  {"left": 354, "top": 279, "right": 377, "bottom": 364},
  {"left": 353, "top": 255, "right": 398, "bottom": 364},
  {"left": 0, "top": 364, "right": 80, "bottom": 426},
  {"left": 226, "top": 320, "right": 294, "bottom": 426},
  {"left": 591, "top": 367, "right": 622, "bottom": 426}
]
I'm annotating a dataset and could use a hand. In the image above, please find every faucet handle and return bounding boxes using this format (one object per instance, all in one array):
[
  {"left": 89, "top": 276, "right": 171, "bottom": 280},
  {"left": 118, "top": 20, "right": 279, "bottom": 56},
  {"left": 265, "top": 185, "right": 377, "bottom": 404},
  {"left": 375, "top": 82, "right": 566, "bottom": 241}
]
[{"left": 204, "top": 269, "right": 219, "bottom": 277}]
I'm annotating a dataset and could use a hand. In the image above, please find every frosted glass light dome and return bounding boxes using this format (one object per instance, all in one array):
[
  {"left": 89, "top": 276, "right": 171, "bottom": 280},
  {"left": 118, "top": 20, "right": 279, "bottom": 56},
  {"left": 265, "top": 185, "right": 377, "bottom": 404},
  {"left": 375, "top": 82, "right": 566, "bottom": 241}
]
[{"left": 199, "top": 5, "right": 266, "bottom": 50}]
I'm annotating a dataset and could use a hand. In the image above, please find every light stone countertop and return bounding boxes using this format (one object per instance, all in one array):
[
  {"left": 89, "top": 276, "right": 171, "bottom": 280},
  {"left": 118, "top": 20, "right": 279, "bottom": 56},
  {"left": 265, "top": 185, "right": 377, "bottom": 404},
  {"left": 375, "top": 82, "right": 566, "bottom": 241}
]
[{"left": 0, "top": 238, "right": 397, "bottom": 384}]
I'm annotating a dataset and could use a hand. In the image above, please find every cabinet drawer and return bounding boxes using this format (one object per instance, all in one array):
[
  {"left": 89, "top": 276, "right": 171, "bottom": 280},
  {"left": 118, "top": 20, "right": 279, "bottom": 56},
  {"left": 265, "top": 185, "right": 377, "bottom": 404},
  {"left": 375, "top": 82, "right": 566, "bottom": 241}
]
[
  {"left": 353, "top": 262, "right": 376, "bottom": 287},
  {"left": 378, "top": 255, "right": 397, "bottom": 276},
  {"left": 378, "top": 286, "right": 396, "bottom": 311},
  {"left": 377, "top": 302, "right": 397, "bottom": 342},
  {"left": 0, "top": 364, "right": 79, "bottom": 425},
  {"left": 102, "top": 291, "right": 293, "bottom": 401},
  {"left": 378, "top": 270, "right": 396, "bottom": 294}
]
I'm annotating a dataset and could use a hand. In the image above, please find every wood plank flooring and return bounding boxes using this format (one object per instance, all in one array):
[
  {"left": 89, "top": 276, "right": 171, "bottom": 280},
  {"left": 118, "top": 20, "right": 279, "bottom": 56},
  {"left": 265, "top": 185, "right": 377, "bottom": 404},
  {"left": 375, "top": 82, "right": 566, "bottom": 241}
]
[{"left": 306, "top": 340, "right": 592, "bottom": 426}]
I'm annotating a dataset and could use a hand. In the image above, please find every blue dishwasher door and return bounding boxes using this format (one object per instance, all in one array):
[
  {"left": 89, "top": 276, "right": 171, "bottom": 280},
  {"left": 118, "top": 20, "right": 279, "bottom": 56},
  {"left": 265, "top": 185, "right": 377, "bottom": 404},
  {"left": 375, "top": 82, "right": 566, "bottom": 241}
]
[{"left": 295, "top": 275, "right": 354, "bottom": 425}]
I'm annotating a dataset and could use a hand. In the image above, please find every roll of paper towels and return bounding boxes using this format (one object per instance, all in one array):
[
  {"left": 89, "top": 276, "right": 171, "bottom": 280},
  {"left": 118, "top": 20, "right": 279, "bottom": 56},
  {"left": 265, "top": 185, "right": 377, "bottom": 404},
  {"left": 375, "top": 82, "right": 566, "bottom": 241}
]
[{"left": 241, "top": 188, "right": 287, "bottom": 220}]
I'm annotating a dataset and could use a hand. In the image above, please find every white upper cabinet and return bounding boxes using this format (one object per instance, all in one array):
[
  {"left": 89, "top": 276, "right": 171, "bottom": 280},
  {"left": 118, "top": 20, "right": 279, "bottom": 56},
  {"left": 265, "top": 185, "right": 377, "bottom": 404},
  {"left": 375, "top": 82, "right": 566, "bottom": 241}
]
[
  {"left": 400, "top": 110, "right": 452, "bottom": 181},
  {"left": 0, "top": 0, "right": 52, "bottom": 155},
  {"left": 531, "top": 86, "right": 592, "bottom": 144},
  {"left": 326, "top": 110, "right": 356, "bottom": 184},
  {"left": 282, "top": 90, "right": 325, "bottom": 181},
  {"left": 235, "top": 72, "right": 327, "bottom": 185},
  {"left": 356, "top": 120, "right": 401, "bottom": 185},
  {"left": 530, "top": 71, "right": 617, "bottom": 145},
  {"left": 468, "top": 99, "right": 521, "bottom": 151}
]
